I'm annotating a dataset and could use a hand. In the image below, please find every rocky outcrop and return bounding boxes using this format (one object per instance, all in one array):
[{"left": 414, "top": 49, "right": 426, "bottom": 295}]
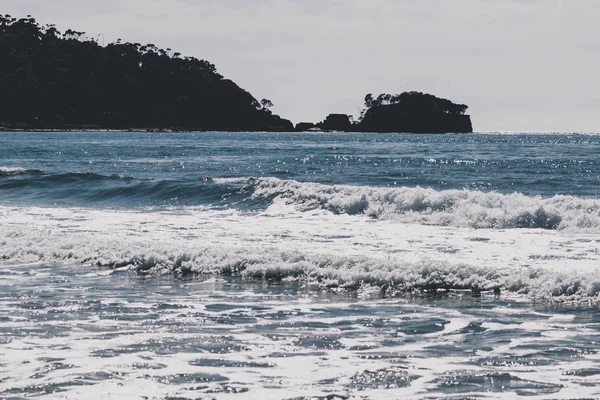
[
  {"left": 357, "top": 105, "right": 472, "bottom": 133},
  {"left": 295, "top": 122, "right": 318, "bottom": 131},
  {"left": 296, "top": 114, "right": 354, "bottom": 132},
  {"left": 318, "top": 114, "right": 353, "bottom": 131}
]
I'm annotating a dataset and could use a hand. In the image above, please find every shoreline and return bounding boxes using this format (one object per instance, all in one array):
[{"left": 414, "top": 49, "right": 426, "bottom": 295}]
[{"left": 1, "top": 128, "right": 598, "bottom": 135}]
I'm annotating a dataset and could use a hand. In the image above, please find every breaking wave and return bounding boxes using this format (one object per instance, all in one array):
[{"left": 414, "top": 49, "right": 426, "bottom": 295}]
[
  {"left": 241, "top": 178, "right": 600, "bottom": 232},
  {"left": 2, "top": 190, "right": 599, "bottom": 304},
  {"left": 2, "top": 239, "right": 599, "bottom": 304},
  {"left": 2, "top": 170, "right": 600, "bottom": 232},
  {"left": 0, "top": 166, "right": 42, "bottom": 176}
]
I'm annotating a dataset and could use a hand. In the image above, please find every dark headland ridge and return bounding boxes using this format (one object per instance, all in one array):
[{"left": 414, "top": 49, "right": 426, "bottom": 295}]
[{"left": 0, "top": 15, "right": 472, "bottom": 133}]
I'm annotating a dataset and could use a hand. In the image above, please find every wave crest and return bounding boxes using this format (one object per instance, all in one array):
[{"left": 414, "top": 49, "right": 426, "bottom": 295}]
[
  {"left": 247, "top": 178, "right": 600, "bottom": 232},
  {"left": 2, "top": 202, "right": 599, "bottom": 304},
  {"left": 0, "top": 166, "right": 42, "bottom": 176},
  {"left": 4, "top": 241, "right": 599, "bottom": 303}
]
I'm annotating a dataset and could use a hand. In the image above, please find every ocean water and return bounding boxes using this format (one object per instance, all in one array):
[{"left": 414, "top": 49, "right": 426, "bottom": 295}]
[{"left": 1, "top": 131, "right": 600, "bottom": 399}]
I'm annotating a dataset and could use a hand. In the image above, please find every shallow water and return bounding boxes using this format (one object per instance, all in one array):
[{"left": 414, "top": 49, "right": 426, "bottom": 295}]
[
  {"left": 1, "top": 265, "right": 599, "bottom": 399},
  {"left": 1, "top": 131, "right": 600, "bottom": 398}
]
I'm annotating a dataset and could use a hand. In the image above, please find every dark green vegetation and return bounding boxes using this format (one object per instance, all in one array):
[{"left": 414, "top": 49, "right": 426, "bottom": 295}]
[
  {"left": 358, "top": 92, "right": 472, "bottom": 133},
  {"left": 0, "top": 15, "right": 292, "bottom": 131},
  {"left": 297, "top": 92, "right": 473, "bottom": 133},
  {"left": 0, "top": 14, "right": 472, "bottom": 133}
]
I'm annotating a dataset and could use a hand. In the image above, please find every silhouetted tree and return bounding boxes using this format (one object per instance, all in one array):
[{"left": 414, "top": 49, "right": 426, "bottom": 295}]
[
  {"left": 260, "top": 98, "right": 274, "bottom": 111},
  {"left": 360, "top": 91, "right": 469, "bottom": 115},
  {"left": 364, "top": 93, "right": 374, "bottom": 109}
]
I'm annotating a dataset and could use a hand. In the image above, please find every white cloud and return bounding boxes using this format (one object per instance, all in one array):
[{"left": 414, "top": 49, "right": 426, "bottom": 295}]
[{"left": 4, "top": 0, "right": 600, "bottom": 131}]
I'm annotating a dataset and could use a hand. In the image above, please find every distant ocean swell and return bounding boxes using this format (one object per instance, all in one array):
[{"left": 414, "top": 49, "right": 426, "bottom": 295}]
[
  {"left": 0, "top": 169, "right": 260, "bottom": 208},
  {"left": 2, "top": 169, "right": 600, "bottom": 231}
]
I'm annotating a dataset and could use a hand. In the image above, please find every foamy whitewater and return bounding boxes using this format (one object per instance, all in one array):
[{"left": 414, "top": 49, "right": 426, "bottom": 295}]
[{"left": 1, "top": 131, "right": 600, "bottom": 399}]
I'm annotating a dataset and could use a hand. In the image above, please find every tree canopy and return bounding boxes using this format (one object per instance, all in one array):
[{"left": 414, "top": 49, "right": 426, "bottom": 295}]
[
  {"left": 362, "top": 92, "right": 468, "bottom": 118},
  {"left": 356, "top": 91, "right": 472, "bottom": 133},
  {"left": 0, "top": 15, "right": 292, "bottom": 131}
]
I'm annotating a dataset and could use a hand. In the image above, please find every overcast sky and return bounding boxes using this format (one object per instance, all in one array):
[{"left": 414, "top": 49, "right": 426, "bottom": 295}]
[{"left": 4, "top": 0, "right": 600, "bottom": 131}]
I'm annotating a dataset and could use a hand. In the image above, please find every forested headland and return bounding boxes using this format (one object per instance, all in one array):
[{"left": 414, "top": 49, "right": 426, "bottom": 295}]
[
  {"left": 0, "top": 14, "right": 472, "bottom": 133},
  {"left": 0, "top": 14, "right": 292, "bottom": 131},
  {"left": 297, "top": 92, "right": 473, "bottom": 133}
]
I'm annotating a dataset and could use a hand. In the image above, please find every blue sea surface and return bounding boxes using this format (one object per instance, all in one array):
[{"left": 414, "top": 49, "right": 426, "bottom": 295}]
[
  {"left": 1, "top": 132, "right": 600, "bottom": 207},
  {"left": 1, "top": 131, "right": 599, "bottom": 399}
]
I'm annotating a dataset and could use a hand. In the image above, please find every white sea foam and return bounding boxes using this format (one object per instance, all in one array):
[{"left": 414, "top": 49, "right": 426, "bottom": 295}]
[
  {"left": 1, "top": 200, "right": 599, "bottom": 303},
  {"left": 3, "top": 265, "right": 598, "bottom": 399},
  {"left": 230, "top": 177, "right": 600, "bottom": 232},
  {"left": 0, "top": 166, "right": 29, "bottom": 174}
]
